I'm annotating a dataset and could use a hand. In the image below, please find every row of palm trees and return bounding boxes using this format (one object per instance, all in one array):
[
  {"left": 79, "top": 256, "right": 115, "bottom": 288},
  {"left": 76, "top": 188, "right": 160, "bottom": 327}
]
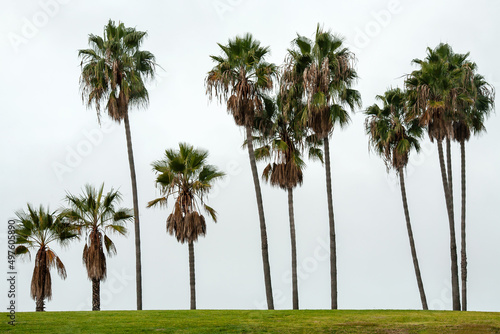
[
  {"left": 15, "top": 144, "right": 224, "bottom": 311},
  {"left": 205, "top": 28, "right": 494, "bottom": 311},
  {"left": 16, "top": 19, "right": 493, "bottom": 312}
]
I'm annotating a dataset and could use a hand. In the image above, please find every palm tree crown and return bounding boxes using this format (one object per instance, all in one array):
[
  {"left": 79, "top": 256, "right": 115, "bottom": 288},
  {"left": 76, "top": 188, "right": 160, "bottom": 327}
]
[
  {"left": 148, "top": 143, "right": 225, "bottom": 243},
  {"left": 283, "top": 24, "right": 361, "bottom": 138},
  {"left": 365, "top": 88, "right": 423, "bottom": 170},
  {"left": 79, "top": 19, "right": 156, "bottom": 122},
  {"left": 206, "top": 33, "right": 277, "bottom": 127}
]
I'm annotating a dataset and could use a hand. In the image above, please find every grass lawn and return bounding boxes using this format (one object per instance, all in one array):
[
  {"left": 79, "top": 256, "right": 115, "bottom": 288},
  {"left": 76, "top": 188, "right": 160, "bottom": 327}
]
[{"left": 1, "top": 309, "right": 500, "bottom": 333}]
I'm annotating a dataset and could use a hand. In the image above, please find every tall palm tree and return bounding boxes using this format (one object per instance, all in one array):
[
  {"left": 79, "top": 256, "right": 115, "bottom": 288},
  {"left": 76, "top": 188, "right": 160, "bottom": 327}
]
[
  {"left": 406, "top": 43, "right": 472, "bottom": 310},
  {"left": 365, "top": 88, "right": 428, "bottom": 310},
  {"left": 78, "top": 20, "right": 157, "bottom": 310},
  {"left": 453, "top": 73, "right": 495, "bottom": 310},
  {"left": 206, "top": 33, "right": 277, "bottom": 309},
  {"left": 14, "top": 204, "right": 77, "bottom": 312},
  {"left": 61, "top": 184, "right": 132, "bottom": 311},
  {"left": 283, "top": 25, "right": 361, "bottom": 309},
  {"left": 254, "top": 96, "right": 323, "bottom": 309},
  {"left": 147, "top": 143, "right": 224, "bottom": 310}
]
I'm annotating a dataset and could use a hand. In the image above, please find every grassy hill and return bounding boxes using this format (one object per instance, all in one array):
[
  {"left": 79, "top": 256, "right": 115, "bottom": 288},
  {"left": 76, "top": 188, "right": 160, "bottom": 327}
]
[{"left": 2, "top": 309, "right": 500, "bottom": 333}]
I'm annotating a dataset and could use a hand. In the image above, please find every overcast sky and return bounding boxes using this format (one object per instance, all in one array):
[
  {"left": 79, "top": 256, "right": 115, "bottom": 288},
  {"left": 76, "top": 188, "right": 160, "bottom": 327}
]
[{"left": 1, "top": 0, "right": 499, "bottom": 312}]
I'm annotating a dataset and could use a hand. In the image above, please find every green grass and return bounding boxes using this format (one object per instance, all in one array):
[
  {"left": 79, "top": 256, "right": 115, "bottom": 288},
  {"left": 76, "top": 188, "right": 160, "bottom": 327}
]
[{"left": 1, "top": 310, "right": 500, "bottom": 333}]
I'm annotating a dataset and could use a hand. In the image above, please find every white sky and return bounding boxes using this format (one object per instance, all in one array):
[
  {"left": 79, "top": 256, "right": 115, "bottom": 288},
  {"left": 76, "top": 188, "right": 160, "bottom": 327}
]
[{"left": 1, "top": 0, "right": 499, "bottom": 312}]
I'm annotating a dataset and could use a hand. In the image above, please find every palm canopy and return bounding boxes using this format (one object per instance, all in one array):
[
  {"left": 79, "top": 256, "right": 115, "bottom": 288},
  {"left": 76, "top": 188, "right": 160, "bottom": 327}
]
[
  {"left": 148, "top": 143, "right": 225, "bottom": 243},
  {"left": 365, "top": 88, "right": 423, "bottom": 171},
  {"left": 206, "top": 33, "right": 277, "bottom": 127},
  {"left": 405, "top": 43, "right": 474, "bottom": 142},
  {"left": 60, "top": 184, "right": 132, "bottom": 281},
  {"left": 79, "top": 19, "right": 157, "bottom": 122},
  {"left": 282, "top": 24, "right": 361, "bottom": 138},
  {"left": 254, "top": 95, "right": 323, "bottom": 190},
  {"left": 453, "top": 73, "right": 495, "bottom": 142},
  {"left": 15, "top": 204, "right": 77, "bottom": 302}
]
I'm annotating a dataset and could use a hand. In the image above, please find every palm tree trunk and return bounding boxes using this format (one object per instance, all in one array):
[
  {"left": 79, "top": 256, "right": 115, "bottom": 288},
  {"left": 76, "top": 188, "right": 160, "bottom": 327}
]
[
  {"left": 189, "top": 241, "right": 196, "bottom": 310},
  {"left": 460, "top": 140, "right": 467, "bottom": 311},
  {"left": 437, "top": 140, "right": 461, "bottom": 310},
  {"left": 323, "top": 137, "right": 337, "bottom": 310},
  {"left": 35, "top": 297, "right": 45, "bottom": 312},
  {"left": 398, "top": 168, "right": 428, "bottom": 310},
  {"left": 446, "top": 137, "right": 454, "bottom": 214},
  {"left": 35, "top": 248, "right": 47, "bottom": 312},
  {"left": 245, "top": 125, "right": 274, "bottom": 310},
  {"left": 287, "top": 188, "right": 299, "bottom": 310},
  {"left": 92, "top": 278, "right": 100, "bottom": 311},
  {"left": 123, "top": 113, "right": 142, "bottom": 311}
]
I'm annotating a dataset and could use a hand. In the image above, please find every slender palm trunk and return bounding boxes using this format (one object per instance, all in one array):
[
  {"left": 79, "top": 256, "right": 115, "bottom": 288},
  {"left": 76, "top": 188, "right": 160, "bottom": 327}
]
[
  {"left": 92, "top": 278, "right": 100, "bottom": 311},
  {"left": 123, "top": 113, "right": 142, "bottom": 311},
  {"left": 287, "top": 188, "right": 299, "bottom": 310},
  {"left": 245, "top": 125, "right": 274, "bottom": 310},
  {"left": 437, "top": 140, "right": 461, "bottom": 310},
  {"left": 188, "top": 241, "right": 196, "bottom": 310},
  {"left": 398, "top": 168, "right": 428, "bottom": 310},
  {"left": 323, "top": 137, "right": 337, "bottom": 309},
  {"left": 460, "top": 140, "right": 467, "bottom": 311},
  {"left": 446, "top": 137, "right": 454, "bottom": 215},
  {"left": 35, "top": 297, "right": 45, "bottom": 312}
]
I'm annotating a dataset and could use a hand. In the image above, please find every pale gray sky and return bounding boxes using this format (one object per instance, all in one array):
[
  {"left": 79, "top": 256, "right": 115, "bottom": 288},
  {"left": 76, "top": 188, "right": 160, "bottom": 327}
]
[{"left": 1, "top": 0, "right": 499, "bottom": 312}]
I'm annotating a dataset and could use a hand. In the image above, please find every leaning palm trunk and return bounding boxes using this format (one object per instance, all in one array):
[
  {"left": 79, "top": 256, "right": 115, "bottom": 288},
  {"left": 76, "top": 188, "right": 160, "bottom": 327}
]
[
  {"left": 398, "top": 168, "right": 428, "bottom": 310},
  {"left": 245, "top": 125, "right": 274, "bottom": 310},
  {"left": 92, "top": 278, "right": 100, "bottom": 311},
  {"left": 287, "top": 188, "right": 299, "bottom": 310},
  {"left": 460, "top": 140, "right": 467, "bottom": 311},
  {"left": 123, "top": 113, "right": 143, "bottom": 311},
  {"left": 189, "top": 241, "right": 196, "bottom": 310},
  {"left": 323, "top": 137, "right": 338, "bottom": 309},
  {"left": 437, "top": 140, "right": 461, "bottom": 310}
]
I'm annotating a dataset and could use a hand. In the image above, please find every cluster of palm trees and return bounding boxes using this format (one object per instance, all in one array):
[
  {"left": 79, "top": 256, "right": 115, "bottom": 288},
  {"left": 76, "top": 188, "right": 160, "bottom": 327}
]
[
  {"left": 365, "top": 44, "right": 494, "bottom": 311},
  {"left": 14, "top": 184, "right": 132, "bottom": 311},
  {"left": 14, "top": 19, "right": 494, "bottom": 312},
  {"left": 206, "top": 25, "right": 361, "bottom": 310}
]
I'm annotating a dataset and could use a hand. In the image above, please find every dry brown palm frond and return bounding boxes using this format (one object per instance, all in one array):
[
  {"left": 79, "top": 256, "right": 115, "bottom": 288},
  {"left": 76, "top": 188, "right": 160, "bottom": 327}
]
[
  {"left": 269, "top": 162, "right": 303, "bottom": 190},
  {"left": 83, "top": 229, "right": 107, "bottom": 281}
]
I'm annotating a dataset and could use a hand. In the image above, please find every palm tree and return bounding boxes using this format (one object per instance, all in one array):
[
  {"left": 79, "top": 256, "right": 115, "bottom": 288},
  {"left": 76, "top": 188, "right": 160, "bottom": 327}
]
[
  {"left": 78, "top": 20, "right": 157, "bottom": 310},
  {"left": 61, "top": 184, "right": 132, "bottom": 311},
  {"left": 453, "top": 73, "right": 495, "bottom": 310},
  {"left": 254, "top": 96, "right": 322, "bottom": 309},
  {"left": 406, "top": 43, "right": 473, "bottom": 310},
  {"left": 206, "top": 33, "right": 277, "bottom": 309},
  {"left": 282, "top": 25, "right": 361, "bottom": 309},
  {"left": 365, "top": 88, "right": 428, "bottom": 310},
  {"left": 14, "top": 204, "right": 77, "bottom": 311},
  {"left": 147, "top": 143, "right": 224, "bottom": 310}
]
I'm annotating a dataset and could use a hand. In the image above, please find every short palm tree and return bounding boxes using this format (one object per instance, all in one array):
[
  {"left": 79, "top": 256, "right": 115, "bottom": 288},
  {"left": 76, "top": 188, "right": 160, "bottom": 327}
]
[
  {"left": 78, "top": 20, "right": 157, "bottom": 310},
  {"left": 206, "top": 33, "right": 277, "bottom": 309},
  {"left": 61, "top": 184, "right": 132, "bottom": 311},
  {"left": 283, "top": 24, "right": 361, "bottom": 309},
  {"left": 406, "top": 43, "right": 473, "bottom": 310},
  {"left": 452, "top": 73, "right": 495, "bottom": 310},
  {"left": 254, "top": 95, "right": 322, "bottom": 309},
  {"left": 147, "top": 143, "right": 225, "bottom": 310},
  {"left": 14, "top": 204, "right": 77, "bottom": 312},
  {"left": 365, "top": 87, "right": 428, "bottom": 310}
]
